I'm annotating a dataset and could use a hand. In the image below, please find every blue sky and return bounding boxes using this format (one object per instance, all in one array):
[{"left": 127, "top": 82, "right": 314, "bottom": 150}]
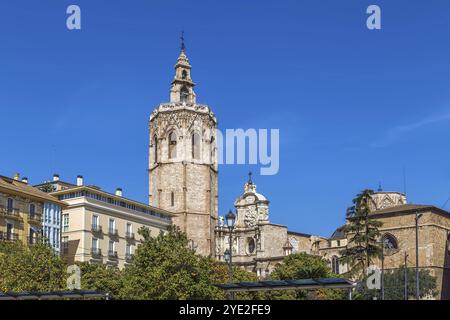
[{"left": 1, "top": 0, "right": 450, "bottom": 237}]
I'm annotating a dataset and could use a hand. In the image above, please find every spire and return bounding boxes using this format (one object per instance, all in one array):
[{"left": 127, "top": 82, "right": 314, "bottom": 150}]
[
  {"left": 378, "top": 182, "right": 383, "bottom": 192},
  {"left": 248, "top": 171, "right": 253, "bottom": 184},
  {"left": 180, "top": 30, "right": 185, "bottom": 52},
  {"left": 170, "top": 32, "right": 196, "bottom": 104}
]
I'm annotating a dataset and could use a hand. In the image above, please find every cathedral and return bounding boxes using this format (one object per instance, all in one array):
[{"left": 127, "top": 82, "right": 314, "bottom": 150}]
[{"left": 148, "top": 43, "right": 450, "bottom": 298}]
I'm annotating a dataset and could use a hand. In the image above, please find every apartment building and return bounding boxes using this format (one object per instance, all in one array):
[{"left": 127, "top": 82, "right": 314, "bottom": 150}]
[
  {"left": 38, "top": 175, "right": 174, "bottom": 269},
  {"left": 0, "top": 174, "right": 65, "bottom": 252}
]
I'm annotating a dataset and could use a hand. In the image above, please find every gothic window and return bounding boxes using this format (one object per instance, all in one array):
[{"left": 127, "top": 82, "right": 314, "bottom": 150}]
[
  {"left": 192, "top": 133, "right": 200, "bottom": 160},
  {"left": 153, "top": 136, "right": 158, "bottom": 163},
  {"left": 180, "top": 86, "right": 189, "bottom": 103},
  {"left": 182, "top": 70, "right": 187, "bottom": 79},
  {"left": 210, "top": 136, "right": 215, "bottom": 164},
  {"left": 331, "top": 256, "right": 340, "bottom": 274},
  {"left": 168, "top": 132, "right": 177, "bottom": 159},
  {"left": 382, "top": 233, "right": 399, "bottom": 255},
  {"left": 247, "top": 238, "right": 256, "bottom": 254},
  {"left": 171, "top": 192, "right": 175, "bottom": 207}
]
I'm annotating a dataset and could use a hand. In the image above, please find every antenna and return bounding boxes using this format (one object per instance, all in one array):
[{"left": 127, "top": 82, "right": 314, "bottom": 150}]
[
  {"left": 403, "top": 165, "right": 407, "bottom": 196},
  {"left": 441, "top": 196, "right": 450, "bottom": 209}
]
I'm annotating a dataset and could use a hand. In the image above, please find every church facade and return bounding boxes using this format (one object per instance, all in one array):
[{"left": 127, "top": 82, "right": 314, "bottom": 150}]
[{"left": 148, "top": 45, "right": 450, "bottom": 298}]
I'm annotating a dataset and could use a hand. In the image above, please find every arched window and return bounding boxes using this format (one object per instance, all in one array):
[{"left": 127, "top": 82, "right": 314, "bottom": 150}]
[
  {"left": 192, "top": 133, "right": 200, "bottom": 160},
  {"left": 153, "top": 136, "right": 158, "bottom": 163},
  {"left": 247, "top": 238, "right": 256, "bottom": 254},
  {"left": 382, "top": 233, "right": 399, "bottom": 252},
  {"left": 331, "top": 256, "right": 340, "bottom": 274},
  {"left": 210, "top": 136, "right": 215, "bottom": 164},
  {"left": 168, "top": 132, "right": 177, "bottom": 159},
  {"left": 171, "top": 192, "right": 175, "bottom": 207},
  {"left": 182, "top": 70, "right": 187, "bottom": 79},
  {"left": 180, "top": 86, "right": 189, "bottom": 103}
]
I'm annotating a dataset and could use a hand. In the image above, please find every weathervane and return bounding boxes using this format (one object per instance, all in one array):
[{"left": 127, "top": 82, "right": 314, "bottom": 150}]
[{"left": 180, "top": 30, "right": 185, "bottom": 51}]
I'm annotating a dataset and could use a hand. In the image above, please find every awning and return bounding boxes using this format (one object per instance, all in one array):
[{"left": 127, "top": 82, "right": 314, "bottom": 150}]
[{"left": 215, "top": 278, "right": 356, "bottom": 293}]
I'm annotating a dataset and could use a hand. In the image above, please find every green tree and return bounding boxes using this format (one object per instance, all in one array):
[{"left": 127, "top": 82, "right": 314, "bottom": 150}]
[
  {"left": 39, "top": 182, "right": 56, "bottom": 193},
  {"left": 0, "top": 241, "right": 67, "bottom": 292},
  {"left": 78, "top": 262, "right": 123, "bottom": 298},
  {"left": 267, "top": 253, "right": 345, "bottom": 300},
  {"left": 339, "top": 189, "right": 383, "bottom": 279},
  {"left": 355, "top": 267, "right": 438, "bottom": 300},
  {"left": 120, "top": 226, "right": 230, "bottom": 300}
]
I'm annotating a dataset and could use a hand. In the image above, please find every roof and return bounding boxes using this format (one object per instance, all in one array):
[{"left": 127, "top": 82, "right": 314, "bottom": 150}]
[
  {"left": 287, "top": 230, "right": 312, "bottom": 238},
  {"left": 0, "top": 175, "right": 65, "bottom": 206},
  {"left": 51, "top": 185, "right": 175, "bottom": 218},
  {"left": 371, "top": 204, "right": 449, "bottom": 216},
  {"left": 0, "top": 290, "right": 107, "bottom": 300},
  {"left": 215, "top": 278, "right": 356, "bottom": 292},
  {"left": 330, "top": 226, "right": 346, "bottom": 239}
]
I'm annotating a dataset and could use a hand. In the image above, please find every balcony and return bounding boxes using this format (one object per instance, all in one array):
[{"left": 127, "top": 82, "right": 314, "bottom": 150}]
[
  {"left": 108, "top": 228, "right": 118, "bottom": 237},
  {"left": 91, "top": 248, "right": 102, "bottom": 257},
  {"left": 108, "top": 250, "right": 118, "bottom": 259},
  {"left": 28, "top": 214, "right": 42, "bottom": 224},
  {"left": 91, "top": 225, "right": 102, "bottom": 233},
  {"left": 125, "top": 232, "right": 135, "bottom": 240},
  {"left": 0, "top": 206, "right": 22, "bottom": 220},
  {"left": 0, "top": 231, "right": 19, "bottom": 242},
  {"left": 125, "top": 253, "right": 133, "bottom": 262}
]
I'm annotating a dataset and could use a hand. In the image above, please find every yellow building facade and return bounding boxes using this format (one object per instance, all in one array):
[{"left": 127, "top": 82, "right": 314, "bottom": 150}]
[{"left": 0, "top": 174, "right": 65, "bottom": 246}]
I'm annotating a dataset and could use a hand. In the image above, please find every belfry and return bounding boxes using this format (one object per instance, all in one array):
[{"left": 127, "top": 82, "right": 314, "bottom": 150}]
[{"left": 148, "top": 35, "right": 219, "bottom": 256}]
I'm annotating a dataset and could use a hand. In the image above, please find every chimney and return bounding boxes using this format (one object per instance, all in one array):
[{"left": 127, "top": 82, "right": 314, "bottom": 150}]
[
  {"left": 13, "top": 173, "right": 20, "bottom": 181},
  {"left": 21, "top": 177, "right": 28, "bottom": 184},
  {"left": 53, "top": 174, "right": 60, "bottom": 182},
  {"left": 115, "top": 188, "right": 123, "bottom": 197},
  {"left": 76, "top": 175, "right": 84, "bottom": 186}
]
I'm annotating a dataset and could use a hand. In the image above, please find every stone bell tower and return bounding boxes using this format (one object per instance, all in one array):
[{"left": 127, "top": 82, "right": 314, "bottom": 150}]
[{"left": 148, "top": 36, "right": 219, "bottom": 256}]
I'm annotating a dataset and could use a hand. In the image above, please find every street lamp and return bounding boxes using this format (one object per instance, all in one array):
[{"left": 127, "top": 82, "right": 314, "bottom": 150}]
[
  {"left": 225, "top": 209, "right": 236, "bottom": 300},
  {"left": 415, "top": 212, "right": 423, "bottom": 300}
]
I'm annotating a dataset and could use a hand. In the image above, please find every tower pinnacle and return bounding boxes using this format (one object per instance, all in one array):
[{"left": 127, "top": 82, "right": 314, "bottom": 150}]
[{"left": 170, "top": 34, "right": 196, "bottom": 104}]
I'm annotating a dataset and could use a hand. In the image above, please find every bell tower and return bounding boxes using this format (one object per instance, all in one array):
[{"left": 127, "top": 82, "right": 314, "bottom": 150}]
[{"left": 148, "top": 35, "right": 219, "bottom": 256}]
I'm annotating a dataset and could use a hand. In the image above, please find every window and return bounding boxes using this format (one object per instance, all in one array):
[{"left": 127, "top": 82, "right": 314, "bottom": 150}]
[
  {"left": 382, "top": 233, "right": 399, "bottom": 255},
  {"left": 62, "top": 214, "right": 69, "bottom": 232},
  {"left": 29, "top": 228, "right": 35, "bottom": 244},
  {"left": 108, "top": 240, "right": 115, "bottom": 255},
  {"left": 171, "top": 192, "right": 175, "bottom": 207},
  {"left": 62, "top": 236, "right": 69, "bottom": 253},
  {"left": 29, "top": 204, "right": 35, "bottom": 217},
  {"left": 92, "top": 238, "right": 98, "bottom": 250},
  {"left": 192, "top": 133, "right": 200, "bottom": 160},
  {"left": 154, "top": 136, "right": 158, "bottom": 163},
  {"left": 92, "top": 215, "right": 99, "bottom": 228},
  {"left": 182, "top": 70, "right": 187, "bottom": 79},
  {"left": 168, "top": 132, "right": 177, "bottom": 159},
  {"left": 331, "top": 256, "right": 340, "bottom": 274},
  {"left": 7, "top": 198, "right": 13, "bottom": 212},
  {"left": 6, "top": 223, "right": 13, "bottom": 240},
  {"left": 180, "top": 86, "right": 189, "bottom": 102},
  {"left": 248, "top": 238, "right": 256, "bottom": 254},
  {"left": 126, "top": 244, "right": 132, "bottom": 255},
  {"left": 336, "top": 240, "right": 341, "bottom": 247},
  {"left": 109, "top": 219, "right": 115, "bottom": 233}
]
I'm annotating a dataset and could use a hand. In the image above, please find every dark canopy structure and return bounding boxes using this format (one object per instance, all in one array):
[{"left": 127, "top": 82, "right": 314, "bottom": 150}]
[
  {"left": 0, "top": 290, "right": 108, "bottom": 300},
  {"left": 215, "top": 278, "right": 356, "bottom": 299}
]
